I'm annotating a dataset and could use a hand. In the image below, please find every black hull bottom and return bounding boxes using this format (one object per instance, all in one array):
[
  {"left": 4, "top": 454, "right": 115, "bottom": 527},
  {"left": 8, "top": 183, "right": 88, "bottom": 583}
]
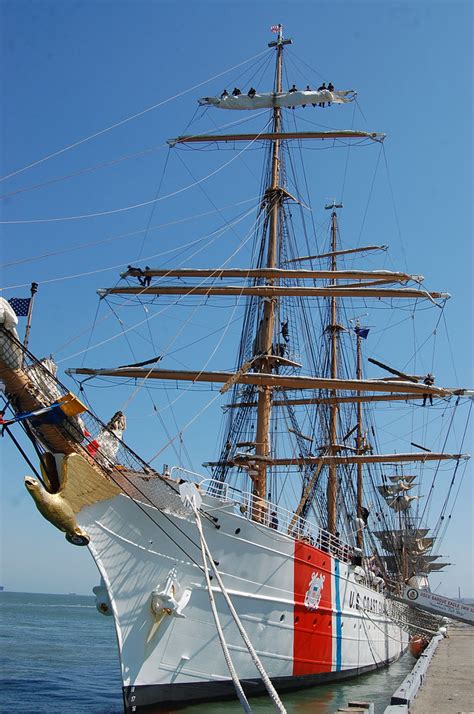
[{"left": 123, "top": 650, "right": 406, "bottom": 712}]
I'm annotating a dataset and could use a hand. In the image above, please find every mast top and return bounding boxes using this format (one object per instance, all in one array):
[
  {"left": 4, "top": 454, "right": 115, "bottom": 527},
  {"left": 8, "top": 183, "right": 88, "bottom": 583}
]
[
  {"left": 268, "top": 24, "right": 292, "bottom": 47},
  {"left": 325, "top": 201, "right": 344, "bottom": 211}
]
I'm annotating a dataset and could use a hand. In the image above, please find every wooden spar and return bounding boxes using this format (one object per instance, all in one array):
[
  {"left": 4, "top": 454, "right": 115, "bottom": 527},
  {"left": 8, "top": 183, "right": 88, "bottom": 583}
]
[
  {"left": 327, "top": 209, "right": 339, "bottom": 534},
  {"left": 287, "top": 245, "right": 388, "bottom": 262},
  {"left": 224, "top": 394, "right": 430, "bottom": 408},
  {"left": 168, "top": 130, "right": 386, "bottom": 145},
  {"left": 66, "top": 366, "right": 462, "bottom": 397},
  {"left": 121, "top": 267, "right": 421, "bottom": 282},
  {"left": 332, "top": 278, "right": 412, "bottom": 289},
  {"left": 355, "top": 325, "right": 364, "bottom": 550},
  {"left": 368, "top": 356, "right": 418, "bottom": 383},
  {"left": 100, "top": 285, "right": 450, "bottom": 300},
  {"left": 203, "top": 452, "right": 470, "bottom": 467},
  {"left": 252, "top": 29, "right": 284, "bottom": 517}
]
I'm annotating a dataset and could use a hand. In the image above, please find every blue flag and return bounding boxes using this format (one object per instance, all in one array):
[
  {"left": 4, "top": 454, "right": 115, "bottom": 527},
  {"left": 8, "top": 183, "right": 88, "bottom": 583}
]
[
  {"left": 8, "top": 298, "right": 31, "bottom": 317},
  {"left": 355, "top": 326, "right": 370, "bottom": 339}
]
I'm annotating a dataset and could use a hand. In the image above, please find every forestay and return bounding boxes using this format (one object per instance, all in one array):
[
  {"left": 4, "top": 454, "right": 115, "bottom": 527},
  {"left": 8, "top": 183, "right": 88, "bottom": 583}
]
[{"left": 199, "top": 89, "right": 356, "bottom": 110}]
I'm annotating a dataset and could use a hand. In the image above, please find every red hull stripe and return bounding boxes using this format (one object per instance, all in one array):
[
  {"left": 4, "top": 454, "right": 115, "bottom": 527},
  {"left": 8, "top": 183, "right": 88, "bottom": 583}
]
[{"left": 293, "top": 541, "right": 333, "bottom": 675}]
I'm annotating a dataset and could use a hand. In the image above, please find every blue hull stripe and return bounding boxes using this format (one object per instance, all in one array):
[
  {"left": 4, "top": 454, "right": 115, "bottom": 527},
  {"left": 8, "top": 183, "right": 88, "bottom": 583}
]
[{"left": 334, "top": 559, "right": 342, "bottom": 671}]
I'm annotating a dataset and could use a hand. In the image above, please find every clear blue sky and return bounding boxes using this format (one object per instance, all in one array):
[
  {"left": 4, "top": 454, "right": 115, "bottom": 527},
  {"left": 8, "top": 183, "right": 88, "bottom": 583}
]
[{"left": 1, "top": 0, "right": 472, "bottom": 597}]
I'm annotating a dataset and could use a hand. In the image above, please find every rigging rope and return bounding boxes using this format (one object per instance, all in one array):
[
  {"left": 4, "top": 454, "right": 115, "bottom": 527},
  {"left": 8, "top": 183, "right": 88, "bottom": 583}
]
[
  {"left": 191, "top": 500, "right": 287, "bottom": 713},
  {"left": 0, "top": 121, "right": 272, "bottom": 224},
  {"left": 193, "top": 505, "right": 252, "bottom": 713},
  {"left": 0, "top": 49, "right": 270, "bottom": 184},
  {"left": 0, "top": 197, "right": 257, "bottom": 271}
]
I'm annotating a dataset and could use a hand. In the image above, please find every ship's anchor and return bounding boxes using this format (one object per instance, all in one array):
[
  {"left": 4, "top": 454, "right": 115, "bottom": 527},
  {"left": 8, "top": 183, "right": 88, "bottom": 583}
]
[{"left": 148, "top": 569, "right": 192, "bottom": 642}]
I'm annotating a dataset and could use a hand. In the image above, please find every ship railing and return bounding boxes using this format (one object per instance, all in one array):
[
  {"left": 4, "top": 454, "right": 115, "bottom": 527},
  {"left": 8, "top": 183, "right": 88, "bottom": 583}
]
[
  {"left": 184, "top": 474, "right": 355, "bottom": 564},
  {"left": 168, "top": 472, "right": 387, "bottom": 587}
]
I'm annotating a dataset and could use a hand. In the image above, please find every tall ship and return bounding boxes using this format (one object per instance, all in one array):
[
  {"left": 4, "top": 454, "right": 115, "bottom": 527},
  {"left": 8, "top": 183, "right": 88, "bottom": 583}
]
[{"left": 1, "top": 26, "right": 472, "bottom": 713}]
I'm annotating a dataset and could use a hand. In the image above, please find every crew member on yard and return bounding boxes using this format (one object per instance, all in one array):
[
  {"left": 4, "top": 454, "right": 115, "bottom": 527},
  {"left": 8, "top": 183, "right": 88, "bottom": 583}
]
[
  {"left": 327, "top": 81, "right": 334, "bottom": 106},
  {"left": 422, "top": 373, "right": 435, "bottom": 406},
  {"left": 317, "top": 82, "right": 327, "bottom": 107}
]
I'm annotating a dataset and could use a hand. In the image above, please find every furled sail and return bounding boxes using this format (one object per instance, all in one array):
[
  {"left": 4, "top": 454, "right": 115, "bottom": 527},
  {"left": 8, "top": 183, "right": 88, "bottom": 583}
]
[
  {"left": 374, "top": 528, "right": 430, "bottom": 553},
  {"left": 388, "top": 474, "right": 417, "bottom": 484},
  {"left": 425, "top": 562, "right": 451, "bottom": 572},
  {"left": 377, "top": 481, "right": 417, "bottom": 497},
  {"left": 386, "top": 493, "right": 420, "bottom": 512},
  {"left": 414, "top": 537, "right": 435, "bottom": 553},
  {"left": 198, "top": 89, "right": 356, "bottom": 110}
]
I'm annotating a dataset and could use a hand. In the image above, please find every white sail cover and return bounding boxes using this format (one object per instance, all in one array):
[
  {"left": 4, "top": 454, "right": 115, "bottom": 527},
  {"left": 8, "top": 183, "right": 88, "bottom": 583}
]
[{"left": 199, "top": 89, "right": 356, "bottom": 111}]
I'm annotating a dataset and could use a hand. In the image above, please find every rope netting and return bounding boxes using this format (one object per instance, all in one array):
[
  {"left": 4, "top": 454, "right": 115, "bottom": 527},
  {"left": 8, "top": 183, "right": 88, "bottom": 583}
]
[{"left": 0, "top": 326, "right": 155, "bottom": 479}]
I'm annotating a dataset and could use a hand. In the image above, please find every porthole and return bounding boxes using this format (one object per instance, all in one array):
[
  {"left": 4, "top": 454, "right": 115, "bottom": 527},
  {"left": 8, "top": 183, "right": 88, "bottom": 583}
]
[
  {"left": 307, "top": 555, "right": 311, "bottom": 561},
  {"left": 295, "top": 616, "right": 300, "bottom": 624},
  {"left": 280, "top": 614, "right": 285, "bottom": 622},
  {"left": 235, "top": 528, "right": 241, "bottom": 535}
]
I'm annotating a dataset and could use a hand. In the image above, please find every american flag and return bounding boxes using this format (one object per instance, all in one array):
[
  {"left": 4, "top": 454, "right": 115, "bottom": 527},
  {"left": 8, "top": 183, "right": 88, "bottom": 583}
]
[
  {"left": 270, "top": 24, "right": 281, "bottom": 33},
  {"left": 8, "top": 297, "right": 31, "bottom": 317}
]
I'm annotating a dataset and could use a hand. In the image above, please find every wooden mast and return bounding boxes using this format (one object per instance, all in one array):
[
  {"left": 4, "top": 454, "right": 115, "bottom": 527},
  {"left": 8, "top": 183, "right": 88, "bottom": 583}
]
[
  {"left": 355, "top": 322, "right": 364, "bottom": 550},
  {"left": 327, "top": 205, "right": 342, "bottom": 533},
  {"left": 252, "top": 28, "right": 286, "bottom": 519}
]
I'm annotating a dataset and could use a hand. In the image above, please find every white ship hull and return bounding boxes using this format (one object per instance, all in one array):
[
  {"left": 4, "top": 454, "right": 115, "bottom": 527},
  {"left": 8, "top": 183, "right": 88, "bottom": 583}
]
[{"left": 79, "top": 488, "right": 408, "bottom": 711}]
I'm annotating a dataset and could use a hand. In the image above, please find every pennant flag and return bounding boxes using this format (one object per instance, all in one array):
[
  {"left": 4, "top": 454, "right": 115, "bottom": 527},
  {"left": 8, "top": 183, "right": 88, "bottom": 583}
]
[
  {"left": 270, "top": 24, "right": 281, "bottom": 33},
  {"left": 8, "top": 297, "right": 31, "bottom": 317},
  {"left": 355, "top": 326, "right": 370, "bottom": 339}
]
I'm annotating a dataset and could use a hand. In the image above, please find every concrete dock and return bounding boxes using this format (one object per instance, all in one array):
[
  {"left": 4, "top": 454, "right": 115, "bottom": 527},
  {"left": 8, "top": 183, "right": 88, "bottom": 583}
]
[{"left": 410, "top": 623, "right": 474, "bottom": 713}]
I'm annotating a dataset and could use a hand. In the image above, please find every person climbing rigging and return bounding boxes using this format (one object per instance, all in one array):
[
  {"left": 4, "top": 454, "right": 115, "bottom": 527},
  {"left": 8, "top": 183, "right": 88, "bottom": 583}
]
[
  {"left": 317, "top": 82, "right": 327, "bottom": 107},
  {"left": 232, "top": 87, "right": 241, "bottom": 96},
  {"left": 327, "top": 82, "right": 334, "bottom": 106},
  {"left": 302, "top": 84, "right": 311, "bottom": 108},
  {"left": 221, "top": 89, "right": 229, "bottom": 98},
  {"left": 422, "top": 373, "right": 435, "bottom": 406},
  {"left": 248, "top": 87, "right": 256, "bottom": 98},
  {"left": 127, "top": 265, "right": 144, "bottom": 284},
  {"left": 281, "top": 319, "right": 289, "bottom": 343},
  {"left": 288, "top": 84, "right": 297, "bottom": 109},
  {"left": 139, "top": 266, "right": 151, "bottom": 288}
]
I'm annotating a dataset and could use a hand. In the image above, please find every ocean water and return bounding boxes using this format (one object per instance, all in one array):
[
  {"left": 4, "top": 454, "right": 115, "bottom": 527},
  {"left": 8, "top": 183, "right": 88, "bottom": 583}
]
[{"left": 0, "top": 591, "right": 416, "bottom": 713}]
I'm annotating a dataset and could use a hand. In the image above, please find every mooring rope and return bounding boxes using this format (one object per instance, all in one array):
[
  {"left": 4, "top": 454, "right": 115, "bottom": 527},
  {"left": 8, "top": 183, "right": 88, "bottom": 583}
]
[{"left": 192, "top": 500, "right": 287, "bottom": 713}]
